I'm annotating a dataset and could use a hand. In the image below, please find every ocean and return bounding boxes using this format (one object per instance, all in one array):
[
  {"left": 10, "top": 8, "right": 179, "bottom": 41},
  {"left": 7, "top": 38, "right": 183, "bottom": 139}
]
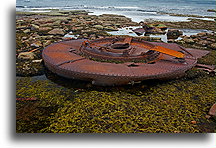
[{"left": 16, "top": 0, "right": 215, "bottom": 22}]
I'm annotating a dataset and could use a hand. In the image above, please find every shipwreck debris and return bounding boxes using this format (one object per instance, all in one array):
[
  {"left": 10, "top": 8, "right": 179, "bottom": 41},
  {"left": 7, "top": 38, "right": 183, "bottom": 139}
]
[{"left": 42, "top": 37, "right": 210, "bottom": 86}]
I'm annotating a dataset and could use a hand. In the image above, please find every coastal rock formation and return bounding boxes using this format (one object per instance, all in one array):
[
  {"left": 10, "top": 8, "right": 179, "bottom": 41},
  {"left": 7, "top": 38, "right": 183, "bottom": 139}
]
[{"left": 176, "top": 32, "right": 215, "bottom": 50}]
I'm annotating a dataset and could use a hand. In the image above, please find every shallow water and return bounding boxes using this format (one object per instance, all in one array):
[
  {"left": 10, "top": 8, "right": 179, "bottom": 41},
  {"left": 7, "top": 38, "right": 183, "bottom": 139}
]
[{"left": 107, "top": 26, "right": 213, "bottom": 42}]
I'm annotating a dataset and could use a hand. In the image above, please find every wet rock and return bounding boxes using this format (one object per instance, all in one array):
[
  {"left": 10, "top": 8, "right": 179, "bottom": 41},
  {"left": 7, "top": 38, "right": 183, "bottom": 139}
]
[
  {"left": 48, "top": 28, "right": 65, "bottom": 35},
  {"left": 208, "top": 103, "right": 216, "bottom": 116},
  {"left": 167, "top": 29, "right": 183, "bottom": 39},
  {"left": 18, "top": 52, "right": 36, "bottom": 60}
]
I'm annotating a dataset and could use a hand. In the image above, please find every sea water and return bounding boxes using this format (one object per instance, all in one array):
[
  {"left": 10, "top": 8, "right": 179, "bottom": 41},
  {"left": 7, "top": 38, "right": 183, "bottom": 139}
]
[{"left": 16, "top": 0, "right": 215, "bottom": 22}]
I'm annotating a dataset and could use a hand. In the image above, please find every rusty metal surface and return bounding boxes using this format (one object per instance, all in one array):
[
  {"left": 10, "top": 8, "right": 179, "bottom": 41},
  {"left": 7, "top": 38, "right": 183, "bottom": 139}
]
[{"left": 42, "top": 37, "right": 210, "bottom": 86}]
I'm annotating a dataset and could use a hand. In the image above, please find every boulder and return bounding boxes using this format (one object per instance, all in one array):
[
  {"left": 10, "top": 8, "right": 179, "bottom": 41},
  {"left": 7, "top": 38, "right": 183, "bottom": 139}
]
[
  {"left": 167, "top": 29, "right": 183, "bottom": 39},
  {"left": 48, "top": 28, "right": 65, "bottom": 35},
  {"left": 18, "top": 52, "right": 36, "bottom": 60}
]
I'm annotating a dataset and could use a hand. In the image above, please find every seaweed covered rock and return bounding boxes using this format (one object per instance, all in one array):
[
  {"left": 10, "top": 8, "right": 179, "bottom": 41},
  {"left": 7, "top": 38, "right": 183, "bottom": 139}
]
[
  {"left": 16, "top": 60, "right": 44, "bottom": 76},
  {"left": 167, "top": 29, "right": 183, "bottom": 39}
]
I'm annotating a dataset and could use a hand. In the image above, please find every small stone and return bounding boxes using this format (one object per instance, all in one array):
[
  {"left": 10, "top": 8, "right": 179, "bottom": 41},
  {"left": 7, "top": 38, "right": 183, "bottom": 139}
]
[
  {"left": 32, "top": 59, "right": 43, "bottom": 63},
  {"left": 209, "top": 43, "right": 216, "bottom": 50},
  {"left": 43, "top": 40, "right": 52, "bottom": 47},
  {"left": 184, "top": 38, "right": 195, "bottom": 44},
  {"left": 39, "top": 27, "right": 52, "bottom": 31},
  {"left": 31, "top": 41, "right": 43, "bottom": 48},
  {"left": 94, "top": 25, "right": 104, "bottom": 30},
  {"left": 18, "top": 52, "right": 36, "bottom": 60},
  {"left": 205, "top": 115, "right": 211, "bottom": 119},
  {"left": 23, "top": 29, "right": 31, "bottom": 34},
  {"left": 31, "top": 24, "right": 39, "bottom": 30},
  {"left": 191, "top": 121, "right": 197, "bottom": 124}
]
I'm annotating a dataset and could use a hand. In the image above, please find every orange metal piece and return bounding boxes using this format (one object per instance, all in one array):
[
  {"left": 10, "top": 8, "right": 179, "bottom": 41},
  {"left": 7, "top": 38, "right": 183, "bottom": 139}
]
[{"left": 152, "top": 46, "right": 185, "bottom": 58}]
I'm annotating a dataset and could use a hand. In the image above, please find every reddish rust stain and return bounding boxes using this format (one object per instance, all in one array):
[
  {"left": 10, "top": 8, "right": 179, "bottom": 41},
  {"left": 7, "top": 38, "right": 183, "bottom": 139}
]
[{"left": 42, "top": 37, "right": 210, "bottom": 86}]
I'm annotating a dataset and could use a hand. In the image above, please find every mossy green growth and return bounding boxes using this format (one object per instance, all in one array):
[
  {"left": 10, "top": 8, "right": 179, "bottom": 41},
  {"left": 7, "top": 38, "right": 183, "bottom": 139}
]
[{"left": 16, "top": 68, "right": 216, "bottom": 133}]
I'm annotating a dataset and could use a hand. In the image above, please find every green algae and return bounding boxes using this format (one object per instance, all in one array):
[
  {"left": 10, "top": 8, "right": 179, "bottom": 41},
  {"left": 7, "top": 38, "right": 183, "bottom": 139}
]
[{"left": 16, "top": 68, "right": 216, "bottom": 133}]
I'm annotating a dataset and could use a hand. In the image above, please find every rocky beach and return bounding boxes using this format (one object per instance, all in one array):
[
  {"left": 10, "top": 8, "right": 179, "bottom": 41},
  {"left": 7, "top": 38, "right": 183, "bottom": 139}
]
[{"left": 16, "top": 9, "right": 215, "bottom": 133}]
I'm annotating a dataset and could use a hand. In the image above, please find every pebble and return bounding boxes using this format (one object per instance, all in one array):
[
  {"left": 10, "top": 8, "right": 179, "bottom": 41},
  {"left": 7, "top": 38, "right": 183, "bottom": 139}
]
[{"left": 191, "top": 121, "right": 197, "bottom": 124}]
